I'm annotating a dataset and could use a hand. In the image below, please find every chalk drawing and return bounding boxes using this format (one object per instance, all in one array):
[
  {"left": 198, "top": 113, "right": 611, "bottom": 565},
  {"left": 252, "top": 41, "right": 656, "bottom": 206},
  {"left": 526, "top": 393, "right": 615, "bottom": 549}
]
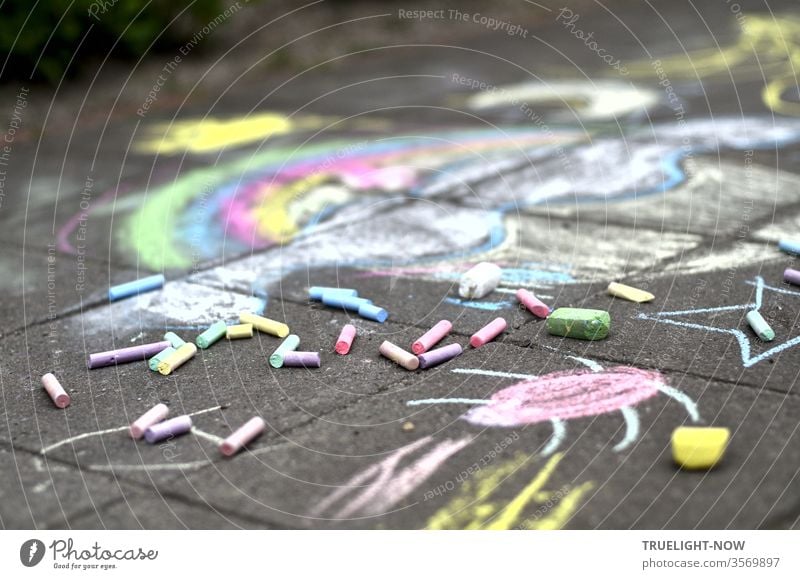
[
  {"left": 309, "top": 436, "right": 471, "bottom": 519},
  {"left": 638, "top": 276, "right": 800, "bottom": 368},
  {"left": 463, "top": 79, "right": 660, "bottom": 121},
  {"left": 426, "top": 452, "right": 594, "bottom": 530},
  {"left": 627, "top": 14, "right": 800, "bottom": 116},
  {"left": 409, "top": 362, "right": 700, "bottom": 454}
]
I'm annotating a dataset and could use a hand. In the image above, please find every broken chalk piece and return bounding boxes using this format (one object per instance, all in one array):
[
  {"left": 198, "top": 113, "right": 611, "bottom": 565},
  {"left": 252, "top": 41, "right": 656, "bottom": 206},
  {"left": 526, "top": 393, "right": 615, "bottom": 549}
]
[
  {"left": 322, "top": 293, "right": 372, "bottom": 311},
  {"left": 470, "top": 317, "right": 507, "bottom": 348},
  {"left": 607, "top": 282, "right": 654, "bottom": 303},
  {"left": 672, "top": 426, "right": 730, "bottom": 470},
  {"left": 412, "top": 320, "right": 452, "bottom": 355},
  {"left": 335, "top": 324, "right": 357, "bottom": 355},
  {"left": 226, "top": 323, "right": 254, "bottom": 340},
  {"left": 129, "top": 403, "right": 169, "bottom": 439},
  {"left": 459, "top": 262, "right": 502, "bottom": 299},
  {"left": 88, "top": 341, "right": 171, "bottom": 369},
  {"left": 359, "top": 303, "right": 389, "bottom": 323},
  {"left": 196, "top": 320, "right": 228, "bottom": 349},
  {"left": 220, "top": 416, "right": 266, "bottom": 456},
  {"left": 418, "top": 343, "right": 463, "bottom": 369},
  {"left": 282, "top": 351, "right": 321, "bottom": 368},
  {"left": 746, "top": 310, "right": 775, "bottom": 342},
  {"left": 309, "top": 286, "right": 358, "bottom": 301},
  {"left": 148, "top": 346, "right": 176, "bottom": 372},
  {"left": 269, "top": 334, "right": 301, "bottom": 368},
  {"left": 778, "top": 239, "right": 800, "bottom": 255},
  {"left": 41, "top": 373, "right": 70, "bottom": 409},
  {"left": 516, "top": 289, "right": 550, "bottom": 318},
  {"left": 784, "top": 268, "right": 800, "bottom": 287},
  {"left": 163, "top": 331, "right": 186, "bottom": 348},
  {"left": 108, "top": 274, "right": 165, "bottom": 302},
  {"left": 547, "top": 308, "right": 610, "bottom": 341},
  {"left": 240, "top": 311, "right": 290, "bottom": 338},
  {"left": 157, "top": 343, "right": 197, "bottom": 375},
  {"left": 144, "top": 415, "right": 192, "bottom": 444},
  {"left": 379, "top": 340, "right": 419, "bottom": 371}
]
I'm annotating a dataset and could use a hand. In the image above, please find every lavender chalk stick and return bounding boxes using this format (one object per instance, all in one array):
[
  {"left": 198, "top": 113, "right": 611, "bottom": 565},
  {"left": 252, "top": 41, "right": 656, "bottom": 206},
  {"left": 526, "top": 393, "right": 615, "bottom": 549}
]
[
  {"left": 282, "top": 351, "right": 321, "bottom": 368},
  {"left": 88, "top": 341, "right": 171, "bottom": 369},
  {"left": 144, "top": 415, "right": 192, "bottom": 444},
  {"left": 417, "top": 343, "right": 463, "bottom": 369},
  {"left": 784, "top": 268, "right": 800, "bottom": 287}
]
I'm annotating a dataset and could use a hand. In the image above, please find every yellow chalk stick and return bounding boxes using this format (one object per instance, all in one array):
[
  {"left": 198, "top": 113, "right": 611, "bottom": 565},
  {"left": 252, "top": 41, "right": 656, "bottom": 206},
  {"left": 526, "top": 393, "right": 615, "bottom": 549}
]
[
  {"left": 157, "top": 343, "right": 197, "bottom": 376},
  {"left": 239, "top": 311, "right": 290, "bottom": 338},
  {"left": 608, "top": 281, "right": 655, "bottom": 303},
  {"left": 672, "top": 426, "right": 730, "bottom": 470},
  {"left": 226, "top": 323, "right": 254, "bottom": 340}
]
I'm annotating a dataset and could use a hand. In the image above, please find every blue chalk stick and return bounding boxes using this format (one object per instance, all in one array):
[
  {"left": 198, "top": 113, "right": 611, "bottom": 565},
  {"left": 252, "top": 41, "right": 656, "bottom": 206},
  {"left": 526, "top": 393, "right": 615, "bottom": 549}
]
[
  {"left": 309, "top": 286, "right": 358, "bottom": 301},
  {"left": 322, "top": 293, "right": 372, "bottom": 311},
  {"left": 359, "top": 303, "right": 389, "bottom": 323},
  {"left": 778, "top": 239, "right": 800, "bottom": 256},
  {"left": 109, "top": 274, "right": 165, "bottom": 302}
]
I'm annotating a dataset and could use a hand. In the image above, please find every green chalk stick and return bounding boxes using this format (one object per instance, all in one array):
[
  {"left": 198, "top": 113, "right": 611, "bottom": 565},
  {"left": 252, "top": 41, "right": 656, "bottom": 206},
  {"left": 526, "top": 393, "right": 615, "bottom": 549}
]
[
  {"left": 547, "top": 308, "right": 610, "bottom": 340},
  {"left": 149, "top": 346, "right": 176, "bottom": 371},
  {"left": 269, "top": 334, "right": 300, "bottom": 368},
  {"left": 164, "top": 331, "right": 186, "bottom": 348},
  {"left": 196, "top": 321, "right": 228, "bottom": 349}
]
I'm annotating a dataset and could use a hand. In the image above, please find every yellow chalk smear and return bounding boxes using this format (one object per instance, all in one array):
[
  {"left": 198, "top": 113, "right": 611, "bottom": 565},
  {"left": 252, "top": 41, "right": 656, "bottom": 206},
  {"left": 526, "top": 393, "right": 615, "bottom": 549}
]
[
  {"left": 426, "top": 452, "right": 593, "bottom": 530},
  {"left": 608, "top": 281, "right": 655, "bottom": 303},
  {"left": 672, "top": 426, "right": 730, "bottom": 470}
]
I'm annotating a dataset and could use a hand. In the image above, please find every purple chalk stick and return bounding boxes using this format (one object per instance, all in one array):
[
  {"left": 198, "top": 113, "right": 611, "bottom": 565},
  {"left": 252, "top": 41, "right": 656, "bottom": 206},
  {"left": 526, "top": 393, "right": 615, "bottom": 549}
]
[
  {"left": 417, "top": 343, "right": 463, "bottom": 369},
  {"left": 282, "top": 351, "right": 321, "bottom": 368},
  {"left": 144, "top": 415, "right": 192, "bottom": 443},
  {"left": 784, "top": 268, "right": 800, "bottom": 287},
  {"left": 88, "top": 340, "right": 171, "bottom": 369}
]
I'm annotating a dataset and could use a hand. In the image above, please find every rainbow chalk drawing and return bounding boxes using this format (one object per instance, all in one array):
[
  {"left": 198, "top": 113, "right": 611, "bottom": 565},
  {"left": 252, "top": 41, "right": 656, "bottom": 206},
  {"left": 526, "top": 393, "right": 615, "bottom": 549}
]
[
  {"left": 408, "top": 359, "right": 700, "bottom": 454},
  {"left": 310, "top": 436, "right": 471, "bottom": 519},
  {"left": 639, "top": 276, "right": 800, "bottom": 367},
  {"left": 427, "top": 453, "right": 595, "bottom": 530}
]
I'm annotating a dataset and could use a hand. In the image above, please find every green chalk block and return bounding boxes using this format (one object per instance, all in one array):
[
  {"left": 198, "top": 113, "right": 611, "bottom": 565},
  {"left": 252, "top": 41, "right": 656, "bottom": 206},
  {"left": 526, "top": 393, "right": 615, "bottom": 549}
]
[
  {"left": 149, "top": 346, "right": 176, "bottom": 371},
  {"left": 547, "top": 308, "right": 610, "bottom": 340},
  {"left": 269, "top": 334, "right": 301, "bottom": 368},
  {"left": 196, "top": 320, "right": 228, "bottom": 349}
]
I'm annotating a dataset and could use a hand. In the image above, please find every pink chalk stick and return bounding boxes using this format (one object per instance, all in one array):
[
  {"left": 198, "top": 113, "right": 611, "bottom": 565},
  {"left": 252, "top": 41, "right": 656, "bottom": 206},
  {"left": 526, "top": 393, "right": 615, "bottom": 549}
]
[
  {"left": 129, "top": 403, "right": 169, "bottom": 439},
  {"left": 412, "top": 320, "right": 452, "bottom": 355},
  {"left": 470, "top": 317, "right": 507, "bottom": 348},
  {"left": 516, "top": 288, "right": 550, "bottom": 318},
  {"left": 41, "top": 373, "right": 70, "bottom": 409},
  {"left": 220, "top": 416, "right": 266, "bottom": 456},
  {"left": 335, "top": 324, "right": 357, "bottom": 355}
]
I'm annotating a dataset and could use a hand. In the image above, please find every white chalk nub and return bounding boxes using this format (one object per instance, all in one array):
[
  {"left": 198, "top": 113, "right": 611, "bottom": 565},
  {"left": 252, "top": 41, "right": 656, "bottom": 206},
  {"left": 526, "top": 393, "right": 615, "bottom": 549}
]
[{"left": 459, "top": 262, "right": 502, "bottom": 299}]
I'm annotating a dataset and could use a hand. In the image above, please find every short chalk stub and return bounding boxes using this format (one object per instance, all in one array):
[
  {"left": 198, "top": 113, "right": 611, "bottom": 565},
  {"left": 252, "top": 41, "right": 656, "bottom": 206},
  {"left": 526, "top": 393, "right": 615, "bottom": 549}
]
[
  {"left": 148, "top": 346, "right": 176, "bottom": 372},
  {"left": 130, "top": 403, "right": 169, "bottom": 439},
  {"left": 163, "top": 331, "right": 186, "bottom": 348},
  {"left": 672, "top": 426, "right": 730, "bottom": 470},
  {"left": 470, "top": 317, "right": 507, "bottom": 348},
  {"left": 220, "top": 416, "right": 266, "bottom": 457},
  {"left": 379, "top": 341, "right": 419, "bottom": 371},
  {"left": 41, "top": 373, "right": 70, "bottom": 409},
  {"left": 240, "top": 311, "right": 290, "bottom": 338},
  {"left": 144, "top": 415, "right": 192, "bottom": 444},
  {"left": 459, "top": 262, "right": 502, "bottom": 299},
  {"left": 359, "top": 303, "right": 388, "bottom": 323},
  {"left": 778, "top": 239, "right": 800, "bottom": 256},
  {"left": 547, "top": 308, "right": 610, "bottom": 341},
  {"left": 196, "top": 320, "right": 228, "bottom": 349},
  {"left": 282, "top": 351, "right": 321, "bottom": 368},
  {"left": 270, "top": 335, "right": 301, "bottom": 368},
  {"left": 412, "top": 320, "right": 452, "bottom": 355},
  {"left": 515, "top": 289, "right": 550, "bottom": 318},
  {"left": 784, "top": 267, "right": 800, "bottom": 287},
  {"left": 746, "top": 310, "right": 775, "bottom": 342},
  {"left": 607, "top": 282, "right": 654, "bottom": 303},
  {"left": 417, "top": 343, "right": 463, "bottom": 369},
  {"left": 157, "top": 343, "right": 197, "bottom": 375},
  {"left": 335, "top": 324, "right": 357, "bottom": 355},
  {"left": 226, "top": 323, "right": 254, "bottom": 340}
]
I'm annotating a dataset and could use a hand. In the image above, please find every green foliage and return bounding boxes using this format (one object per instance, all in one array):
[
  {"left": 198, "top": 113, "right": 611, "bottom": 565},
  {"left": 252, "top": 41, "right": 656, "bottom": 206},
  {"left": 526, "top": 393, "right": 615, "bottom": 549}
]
[{"left": 0, "top": 0, "right": 225, "bottom": 83}]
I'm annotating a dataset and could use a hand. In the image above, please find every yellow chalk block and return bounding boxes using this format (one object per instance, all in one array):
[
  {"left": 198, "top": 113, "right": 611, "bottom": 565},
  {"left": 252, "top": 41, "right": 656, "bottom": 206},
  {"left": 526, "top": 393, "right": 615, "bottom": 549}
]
[
  {"left": 608, "top": 281, "right": 654, "bottom": 303},
  {"left": 672, "top": 426, "right": 729, "bottom": 470},
  {"left": 157, "top": 343, "right": 197, "bottom": 376},
  {"left": 226, "top": 323, "right": 254, "bottom": 340},
  {"left": 239, "top": 311, "right": 289, "bottom": 338}
]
